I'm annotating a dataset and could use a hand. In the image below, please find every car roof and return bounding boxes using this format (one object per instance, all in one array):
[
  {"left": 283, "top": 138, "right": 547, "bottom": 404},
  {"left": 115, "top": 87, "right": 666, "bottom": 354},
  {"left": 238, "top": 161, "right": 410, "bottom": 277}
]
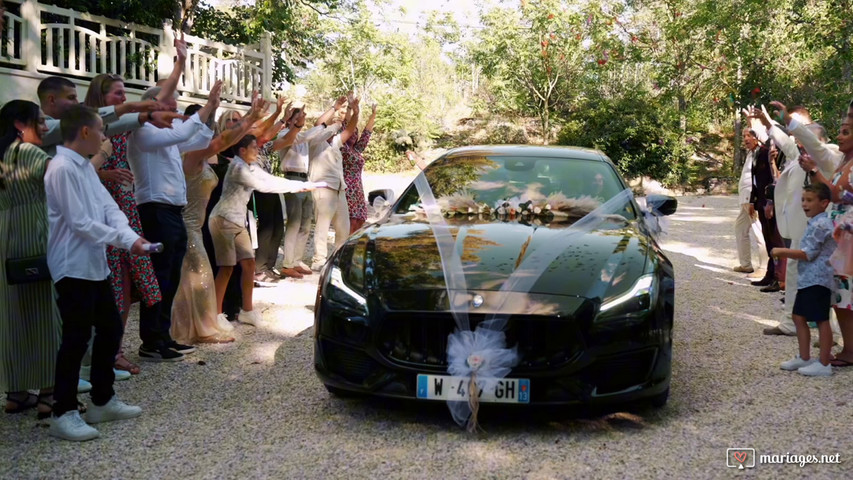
[{"left": 441, "top": 145, "right": 610, "bottom": 162}]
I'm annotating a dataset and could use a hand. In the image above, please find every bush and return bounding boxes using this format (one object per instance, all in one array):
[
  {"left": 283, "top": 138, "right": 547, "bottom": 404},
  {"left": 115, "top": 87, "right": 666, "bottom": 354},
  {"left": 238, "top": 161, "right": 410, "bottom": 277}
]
[
  {"left": 364, "top": 134, "right": 411, "bottom": 173},
  {"left": 484, "top": 122, "right": 529, "bottom": 144},
  {"left": 557, "top": 95, "right": 699, "bottom": 187}
]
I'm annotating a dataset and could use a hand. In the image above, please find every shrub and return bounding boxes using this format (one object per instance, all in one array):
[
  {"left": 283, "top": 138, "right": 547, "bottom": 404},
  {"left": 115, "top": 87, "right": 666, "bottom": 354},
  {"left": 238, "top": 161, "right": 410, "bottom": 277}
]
[
  {"left": 364, "top": 134, "right": 411, "bottom": 173},
  {"left": 484, "top": 122, "right": 529, "bottom": 144}
]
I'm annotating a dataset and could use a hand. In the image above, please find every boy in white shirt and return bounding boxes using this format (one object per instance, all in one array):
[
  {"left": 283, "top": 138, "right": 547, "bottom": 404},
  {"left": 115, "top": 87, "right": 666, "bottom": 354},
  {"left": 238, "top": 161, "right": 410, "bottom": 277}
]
[{"left": 45, "top": 105, "right": 155, "bottom": 441}]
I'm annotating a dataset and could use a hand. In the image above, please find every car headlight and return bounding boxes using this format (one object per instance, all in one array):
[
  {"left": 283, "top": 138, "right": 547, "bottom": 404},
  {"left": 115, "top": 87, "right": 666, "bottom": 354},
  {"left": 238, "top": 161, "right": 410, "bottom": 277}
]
[
  {"left": 327, "top": 266, "right": 367, "bottom": 309},
  {"left": 597, "top": 273, "right": 655, "bottom": 318}
]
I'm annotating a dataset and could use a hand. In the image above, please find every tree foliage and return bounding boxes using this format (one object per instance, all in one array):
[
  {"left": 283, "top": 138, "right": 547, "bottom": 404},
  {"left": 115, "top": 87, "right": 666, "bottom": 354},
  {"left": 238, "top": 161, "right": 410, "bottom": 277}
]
[{"left": 469, "top": 0, "right": 852, "bottom": 185}]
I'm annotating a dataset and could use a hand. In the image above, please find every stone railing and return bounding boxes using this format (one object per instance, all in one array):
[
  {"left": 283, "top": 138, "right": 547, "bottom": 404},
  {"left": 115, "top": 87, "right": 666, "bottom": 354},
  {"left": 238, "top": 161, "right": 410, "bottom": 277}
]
[{"left": 0, "top": 0, "right": 272, "bottom": 103}]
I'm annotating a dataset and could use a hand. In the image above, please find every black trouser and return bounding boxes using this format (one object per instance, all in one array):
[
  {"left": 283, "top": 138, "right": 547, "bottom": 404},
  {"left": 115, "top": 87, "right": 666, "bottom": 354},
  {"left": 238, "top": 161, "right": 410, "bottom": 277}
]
[
  {"left": 137, "top": 203, "right": 187, "bottom": 348},
  {"left": 756, "top": 199, "right": 785, "bottom": 282},
  {"left": 254, "top": 191, "right": 284, "bottom": 272},
  {"left": 53, "top": 278, "right": 122, "bottom": 416}
]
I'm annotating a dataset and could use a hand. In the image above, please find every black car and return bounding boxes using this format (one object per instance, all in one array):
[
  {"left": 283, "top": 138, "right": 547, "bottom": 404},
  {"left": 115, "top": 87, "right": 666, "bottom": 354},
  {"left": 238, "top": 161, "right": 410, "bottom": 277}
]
[{"left": 314, "top": 145, "right": 676, "bottom": 408}]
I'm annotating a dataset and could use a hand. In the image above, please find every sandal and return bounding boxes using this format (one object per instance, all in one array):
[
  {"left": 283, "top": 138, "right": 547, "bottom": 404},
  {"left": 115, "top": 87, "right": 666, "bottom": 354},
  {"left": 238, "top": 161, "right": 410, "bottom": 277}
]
[
  {"left": 197, "top": 334, "right": 235, "bottom": 344},
  {"left": 36, "top": 392, "right": 53, "bottom": 420},
  {"left": 4, "top": 392, "right": 37, "bottom": 414},
  {"left": 115, "top": 354, "right": 141, "bottom": 375}
]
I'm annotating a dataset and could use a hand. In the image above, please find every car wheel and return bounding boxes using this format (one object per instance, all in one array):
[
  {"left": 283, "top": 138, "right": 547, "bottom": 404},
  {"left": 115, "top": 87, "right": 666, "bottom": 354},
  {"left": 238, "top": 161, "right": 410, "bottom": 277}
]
[
  {"left": 649, "top": 387, "right": 669, "bottom": 408},
  {"left": 325, "top": 385, "right": 361, "bottom": 398}
]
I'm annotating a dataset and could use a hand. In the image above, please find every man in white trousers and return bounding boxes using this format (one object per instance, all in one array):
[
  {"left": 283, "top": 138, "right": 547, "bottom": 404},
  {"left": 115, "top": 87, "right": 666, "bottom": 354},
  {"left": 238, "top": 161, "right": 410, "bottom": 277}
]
[{"left": 734, "top": 130, "right": 767, "bottom": 274}]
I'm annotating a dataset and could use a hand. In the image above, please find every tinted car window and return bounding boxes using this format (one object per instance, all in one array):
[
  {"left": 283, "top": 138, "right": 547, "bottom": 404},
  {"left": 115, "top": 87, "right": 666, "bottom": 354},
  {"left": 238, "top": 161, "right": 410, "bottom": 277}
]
[{"left": 395, "top": 155, "right": 634, "bottom": 218}]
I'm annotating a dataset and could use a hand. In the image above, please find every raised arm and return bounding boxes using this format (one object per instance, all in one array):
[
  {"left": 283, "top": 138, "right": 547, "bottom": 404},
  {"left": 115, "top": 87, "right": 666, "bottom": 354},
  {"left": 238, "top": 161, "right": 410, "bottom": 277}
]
[
  {"left": 771, "top": 100, "right": 842, "bottom": 175},
  {"left": 271, "top": 110, "right": 307, "bottom": 151},
  {"left": 157, "top": 32, "right": 188, "bottom": 104},
  {"left": 315, "top": 96, "right": 347, "bottom": 127},
  {"left": 252, "top": 96, "right": 286, "bottom": 144},
  {"left": 354, "top": 104, "right": 376, "bottom": 153},
  {"left": 183, "top": 96, "right": 265, "bottom": 175},
  {"left": 340, "top": 97, "right": 359, "bottom": 145}
]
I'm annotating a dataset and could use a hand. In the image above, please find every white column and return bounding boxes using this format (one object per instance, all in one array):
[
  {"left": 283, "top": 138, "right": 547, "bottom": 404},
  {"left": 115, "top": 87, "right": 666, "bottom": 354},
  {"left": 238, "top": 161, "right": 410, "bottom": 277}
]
[
  {"left": 20, "top": 0, "right": 41, "bottom": 73},
  {"left": 260, "top": 31, "right": 272, "bottom": 99}
]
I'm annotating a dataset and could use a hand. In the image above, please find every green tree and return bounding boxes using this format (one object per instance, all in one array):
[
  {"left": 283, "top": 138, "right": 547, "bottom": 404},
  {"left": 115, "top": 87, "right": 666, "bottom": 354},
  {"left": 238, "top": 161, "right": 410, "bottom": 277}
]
[{"left": 469, "top": 0, "right": 591, "bottom": 144}]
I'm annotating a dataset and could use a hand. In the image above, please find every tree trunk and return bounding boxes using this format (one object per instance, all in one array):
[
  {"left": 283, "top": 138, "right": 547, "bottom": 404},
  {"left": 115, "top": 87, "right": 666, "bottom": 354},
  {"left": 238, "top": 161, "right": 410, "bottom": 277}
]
[{"left": 541, "top": 104, "right": 550, "bottom": 145}]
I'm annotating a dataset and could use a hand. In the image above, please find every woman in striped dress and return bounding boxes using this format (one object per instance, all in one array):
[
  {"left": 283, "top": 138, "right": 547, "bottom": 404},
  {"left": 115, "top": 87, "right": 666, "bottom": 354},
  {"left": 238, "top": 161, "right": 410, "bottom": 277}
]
[{"left": 0, "top": 100, "right": 60, "bottom": 417}]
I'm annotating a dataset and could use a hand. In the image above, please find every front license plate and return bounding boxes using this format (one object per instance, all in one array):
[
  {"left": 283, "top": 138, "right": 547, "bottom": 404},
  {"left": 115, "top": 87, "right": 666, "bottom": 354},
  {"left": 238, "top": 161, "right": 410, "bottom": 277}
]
[{"left": 416, "top": 374, "right": 530, "bottom": 404}]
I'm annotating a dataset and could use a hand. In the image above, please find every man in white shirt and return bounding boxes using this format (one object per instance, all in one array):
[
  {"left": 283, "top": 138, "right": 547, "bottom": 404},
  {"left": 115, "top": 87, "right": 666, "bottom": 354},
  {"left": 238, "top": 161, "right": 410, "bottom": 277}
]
[
  {"left": 734, "top": 129, "right": 767, "bottom": 274},
  {"left": 36, "top": 76, "right": 179, "bottom": 157},
  {"left": 126, "top": 80, "right": 221, "bottom": 362},
  {"left": 277, "top": 99, "right": 343, "bottom": 278},
  {"left": 209, "top": 134, "right": 318, "bottom": 325},
  {"left": 45, "top": 106, "right": 152, "bottom": 441},
  {"left": 308, "top": 96, "right": 359, "bottom": 271}
]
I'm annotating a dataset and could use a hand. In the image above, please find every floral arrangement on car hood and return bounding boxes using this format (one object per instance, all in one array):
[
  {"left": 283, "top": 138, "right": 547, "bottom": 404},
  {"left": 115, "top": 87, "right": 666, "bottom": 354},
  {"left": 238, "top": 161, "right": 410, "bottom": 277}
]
[{"left": 435, "top": 191, "right": 603, "bottom": 219}]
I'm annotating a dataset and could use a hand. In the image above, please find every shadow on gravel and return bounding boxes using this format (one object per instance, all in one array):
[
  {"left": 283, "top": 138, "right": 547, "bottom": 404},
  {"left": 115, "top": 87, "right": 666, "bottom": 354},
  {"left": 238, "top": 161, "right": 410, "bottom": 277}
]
[{"left": 324, "top": 393, "right": 670, "bottom": 436}]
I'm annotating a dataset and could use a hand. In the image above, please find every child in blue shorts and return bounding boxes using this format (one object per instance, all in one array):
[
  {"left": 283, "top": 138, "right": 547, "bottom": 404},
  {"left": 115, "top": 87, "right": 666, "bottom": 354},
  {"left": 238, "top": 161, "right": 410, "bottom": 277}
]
[{"left": 771, "top": 183, "right": 836, "bottom": 377}]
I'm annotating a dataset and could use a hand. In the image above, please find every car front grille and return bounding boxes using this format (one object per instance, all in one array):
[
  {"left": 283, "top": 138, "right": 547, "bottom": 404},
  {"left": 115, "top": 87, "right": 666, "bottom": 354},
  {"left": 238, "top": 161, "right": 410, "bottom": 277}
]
[
  {"left": 321, "top": 340, "right": 377, "bottom": 384},
  {"left": 584, "top": 349, "right": 657, "bottom": 394},
  {"left": 378, "top": 313, "right": 582, "bottom": 371}
]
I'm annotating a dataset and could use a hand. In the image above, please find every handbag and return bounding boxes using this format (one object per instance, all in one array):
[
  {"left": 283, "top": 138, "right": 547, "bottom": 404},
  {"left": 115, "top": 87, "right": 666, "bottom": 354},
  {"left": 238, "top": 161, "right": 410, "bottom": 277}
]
[{"left": 5, "top": 255, "right": 51, "bottom": 285}]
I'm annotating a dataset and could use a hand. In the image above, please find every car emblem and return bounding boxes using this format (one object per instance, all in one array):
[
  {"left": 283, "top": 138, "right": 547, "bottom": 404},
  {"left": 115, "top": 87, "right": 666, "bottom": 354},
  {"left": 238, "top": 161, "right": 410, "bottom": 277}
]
[{"left": 472, "top": 294, "right": 484, "bottom": 308}]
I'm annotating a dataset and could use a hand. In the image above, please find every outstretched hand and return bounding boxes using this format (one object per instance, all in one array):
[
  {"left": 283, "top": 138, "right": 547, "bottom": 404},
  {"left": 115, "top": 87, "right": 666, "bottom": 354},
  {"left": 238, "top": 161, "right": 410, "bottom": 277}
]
[
  {"left": 175, "top": 31, "right": 188, "bottom": 61},
  {"left": 247, "top": 95, "right": 266, "bottom": 121},
  {"left": 149, "top": 111, "right": 188, "bottom": 129},
  {"left": 769, "top": 101, "right": 791, "bottom": 126}
]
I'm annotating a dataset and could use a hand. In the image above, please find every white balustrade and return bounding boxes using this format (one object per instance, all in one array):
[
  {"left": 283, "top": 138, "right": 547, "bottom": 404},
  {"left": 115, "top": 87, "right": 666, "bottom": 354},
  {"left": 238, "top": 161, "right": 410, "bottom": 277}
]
[{"left": 0, "top": 0, "right": 270, "bottom": 104}]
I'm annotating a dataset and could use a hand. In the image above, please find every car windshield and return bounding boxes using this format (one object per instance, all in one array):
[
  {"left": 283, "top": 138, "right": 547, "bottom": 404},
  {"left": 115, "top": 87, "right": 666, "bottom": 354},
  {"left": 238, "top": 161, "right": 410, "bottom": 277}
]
[{"left": 395, "top": 155, "right": 636, "bottom": 220}]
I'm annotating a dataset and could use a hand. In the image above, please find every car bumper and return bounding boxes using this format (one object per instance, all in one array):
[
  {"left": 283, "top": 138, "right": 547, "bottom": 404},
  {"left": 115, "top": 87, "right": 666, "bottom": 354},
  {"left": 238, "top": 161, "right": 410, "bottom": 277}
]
[{"left": 314, "top": 335, "right": 671, "bottom": 406}]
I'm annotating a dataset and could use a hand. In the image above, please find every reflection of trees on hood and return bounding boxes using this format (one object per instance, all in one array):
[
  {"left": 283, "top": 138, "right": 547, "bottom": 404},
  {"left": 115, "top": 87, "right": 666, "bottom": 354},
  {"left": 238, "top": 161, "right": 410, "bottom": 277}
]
[
  {"left": 373, "top": 227, "right": 500, "bottom": 289},
  {"left": 425, "top": 156, "right": 499, "bottom": 199}
]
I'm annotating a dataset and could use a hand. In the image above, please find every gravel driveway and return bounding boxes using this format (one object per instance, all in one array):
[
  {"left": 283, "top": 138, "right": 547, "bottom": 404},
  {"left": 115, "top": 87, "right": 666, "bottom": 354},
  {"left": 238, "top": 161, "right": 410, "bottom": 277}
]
[{"left": 1, "top": 194, "right": 850, "bottom": 479}]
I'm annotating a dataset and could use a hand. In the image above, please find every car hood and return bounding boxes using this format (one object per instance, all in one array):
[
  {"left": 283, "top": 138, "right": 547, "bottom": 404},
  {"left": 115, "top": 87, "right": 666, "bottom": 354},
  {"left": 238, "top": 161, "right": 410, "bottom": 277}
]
[{"left": 348, "top": 217, "right": 652, "bottom": 300}]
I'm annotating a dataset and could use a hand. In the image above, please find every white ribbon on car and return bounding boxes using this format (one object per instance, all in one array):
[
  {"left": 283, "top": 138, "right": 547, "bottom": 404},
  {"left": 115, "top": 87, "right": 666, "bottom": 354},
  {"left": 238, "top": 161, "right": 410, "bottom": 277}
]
[{"left": 413, "top": 170, "right": 636, "bottom": 431}]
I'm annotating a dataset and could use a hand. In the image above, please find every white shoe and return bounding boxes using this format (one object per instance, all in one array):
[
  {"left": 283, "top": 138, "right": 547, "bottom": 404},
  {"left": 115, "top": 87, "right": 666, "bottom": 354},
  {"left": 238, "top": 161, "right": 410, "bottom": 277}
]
[
  {"left": 780, "top": 355, "right": 816, "bottom": 371},
  {"left": 50, "top": 411, "right": 99, "bottom": 441},
  {"left": 797, "top": 361, "right": 832, "bottom": 377},
  {"left": 239, "top": 309, "right": 264, "bottom": 326},
  {"left": 217, "top": 313, "right": 235, "bottom": 332},
  {"left": 77, "top": 379, "right": 92, "bottom": 393},
  {"left": 83, "top": 396, "right": 142, "bottom": 424},
  {"left": 80, "top": 366, "right": 131, "bottom": 382}
]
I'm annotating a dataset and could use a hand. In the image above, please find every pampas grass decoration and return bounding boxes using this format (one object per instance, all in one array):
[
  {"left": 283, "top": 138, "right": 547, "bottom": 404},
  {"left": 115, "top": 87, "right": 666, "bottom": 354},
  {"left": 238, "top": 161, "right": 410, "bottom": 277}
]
[{"left": 438, "top": 191, "right": 478, "bottom": 214}]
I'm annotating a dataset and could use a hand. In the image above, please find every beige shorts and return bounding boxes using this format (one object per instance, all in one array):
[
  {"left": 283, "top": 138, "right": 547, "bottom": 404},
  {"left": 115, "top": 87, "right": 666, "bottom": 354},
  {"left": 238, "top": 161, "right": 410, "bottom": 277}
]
[{"left": 209, "top": 215, "right": 253, "bottom": 266}]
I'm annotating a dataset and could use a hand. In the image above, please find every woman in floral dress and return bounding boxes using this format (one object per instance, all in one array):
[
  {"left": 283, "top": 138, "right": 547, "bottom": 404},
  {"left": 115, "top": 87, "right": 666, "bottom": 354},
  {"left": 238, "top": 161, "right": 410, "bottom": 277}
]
[
  {"left": 84, "top": 74, "right": 164, "bottom": 374},
  {"left": 342, "top": 104, "right": 377, "bottom": 234}
]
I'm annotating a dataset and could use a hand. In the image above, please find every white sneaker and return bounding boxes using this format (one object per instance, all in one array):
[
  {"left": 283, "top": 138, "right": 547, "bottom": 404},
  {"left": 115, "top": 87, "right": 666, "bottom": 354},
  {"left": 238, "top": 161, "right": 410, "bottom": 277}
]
[
  {"left": 78, "top": 378, "right": 92, "bottom": 393},
  {"left": 239, "top": 308, "right": 264, "bottom": 326},
  {"left": 50, "top": 411, "right": 99, "bottom": 441},
  {"left": 83, "top": 396, "right": 142, "bottom": 424},
  {"left": 80, "top": 366, "right": 131, "bottom": 382},
  {"left": 798, "top": 361, "right": 833, "bottom": 377},
  {"left": 780, "top": 355, "right": 816, "bottom": 371}
]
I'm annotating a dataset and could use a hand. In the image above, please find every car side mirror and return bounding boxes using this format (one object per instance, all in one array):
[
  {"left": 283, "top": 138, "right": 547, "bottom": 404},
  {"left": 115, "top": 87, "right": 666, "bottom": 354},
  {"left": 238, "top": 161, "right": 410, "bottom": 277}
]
[
  {"left": 646, "top": 194, "right": 677, "bottom": 216},
  {"left": 368, "top": 189, "right": 395, "bottom": 206}
]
